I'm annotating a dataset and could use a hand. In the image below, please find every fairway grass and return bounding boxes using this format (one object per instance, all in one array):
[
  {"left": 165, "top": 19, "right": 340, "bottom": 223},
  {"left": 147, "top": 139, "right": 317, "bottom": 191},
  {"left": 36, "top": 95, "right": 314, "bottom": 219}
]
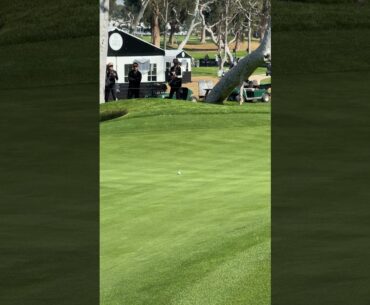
[
  {"left": 192, "top": 66, "right": 267, "bottom": 78},
  {"left": 100, "top": 99, "right": 270, "bottom": 305}
]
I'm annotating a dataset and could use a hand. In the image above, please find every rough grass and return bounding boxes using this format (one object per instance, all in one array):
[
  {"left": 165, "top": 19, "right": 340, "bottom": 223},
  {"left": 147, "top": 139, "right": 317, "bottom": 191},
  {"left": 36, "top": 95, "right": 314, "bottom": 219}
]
[
  {"left": 274, "top": 1, "right": 370, "bottom": 32},
  {"left": 0, "top": 0, "right": 97, "bottom": 46},
  {"left": 0, "top": 2, "right": 99, "bottom": 304},
  {"left": 0, "top": 1, "right": 98, "bottom": 90},
  {"left": 100, "top": 99, "right": 271, "bottom": 305}
]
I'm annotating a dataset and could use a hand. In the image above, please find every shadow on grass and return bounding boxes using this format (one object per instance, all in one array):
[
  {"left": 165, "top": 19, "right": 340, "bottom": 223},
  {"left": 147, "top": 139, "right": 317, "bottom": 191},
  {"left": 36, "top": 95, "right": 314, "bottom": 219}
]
[{"left": 100, "top": 109, "right": 128, "bottom": 122}]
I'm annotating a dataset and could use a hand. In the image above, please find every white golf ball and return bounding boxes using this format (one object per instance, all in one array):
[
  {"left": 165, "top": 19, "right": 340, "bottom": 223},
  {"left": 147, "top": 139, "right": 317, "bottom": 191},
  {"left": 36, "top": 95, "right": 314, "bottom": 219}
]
[{"left": 177, "top": 171, "right": 182, "bottom": 175}]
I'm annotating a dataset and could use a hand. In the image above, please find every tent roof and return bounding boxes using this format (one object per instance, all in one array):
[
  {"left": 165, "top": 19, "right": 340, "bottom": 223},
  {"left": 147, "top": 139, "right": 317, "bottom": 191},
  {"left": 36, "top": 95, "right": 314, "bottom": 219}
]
[
  {"left": 108, "top": 28, "right": 165, "bottom": 57},
  {"left": 165, "top": 49, "right": 193, "bottom": 59}
]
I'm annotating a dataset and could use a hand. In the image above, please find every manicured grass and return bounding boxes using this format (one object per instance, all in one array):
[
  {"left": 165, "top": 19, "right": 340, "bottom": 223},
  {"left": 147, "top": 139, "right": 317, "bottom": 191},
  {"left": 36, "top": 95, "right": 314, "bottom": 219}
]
[
  {"left": 260, "top": 77, "right": 271, "bottom": 85},
  {"left": 192, "top": 66, "right": 221, "bottom": 77},
  {"left": 100, "top": 99, "right": 270, "bottom": 305},
  {"left": 188, "top": 50, "right": 248, "bottom": 60},
  {"left": 192, "top": 66, "right": 267, "bottom": 78},
  {"left": 141, "top": 35, "right": 200, "bottom": 44}
]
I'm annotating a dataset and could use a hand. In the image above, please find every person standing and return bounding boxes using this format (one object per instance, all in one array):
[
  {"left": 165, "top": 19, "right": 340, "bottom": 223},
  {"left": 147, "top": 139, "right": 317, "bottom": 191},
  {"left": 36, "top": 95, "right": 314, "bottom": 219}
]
[
  {"left": 127, "top": 62, "right": 142, "bottom": 99},
  {"left": 168, "top": 59, "right": 182, "bottom": 99},
  {"left": 204, "top": 54, "right": 209, "bottom": 67},
  {"left": 105, "top": 63, "right": 119, "bottom": 102}
]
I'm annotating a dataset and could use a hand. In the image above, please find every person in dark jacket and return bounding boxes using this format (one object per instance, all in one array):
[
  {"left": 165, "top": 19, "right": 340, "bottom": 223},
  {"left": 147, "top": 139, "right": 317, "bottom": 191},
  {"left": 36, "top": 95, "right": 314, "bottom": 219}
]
[
  {"left": 127, "top": 63, "right": 142, "bottom": 99},
  {"left": 105, "top": 62, "right": 119, "bottom": 102},
  {"left": 168, "top": 59, "right": 182, "bottom": 99},
  {"left": 204, "top": 54, "right": 209, "bottom": 67}
]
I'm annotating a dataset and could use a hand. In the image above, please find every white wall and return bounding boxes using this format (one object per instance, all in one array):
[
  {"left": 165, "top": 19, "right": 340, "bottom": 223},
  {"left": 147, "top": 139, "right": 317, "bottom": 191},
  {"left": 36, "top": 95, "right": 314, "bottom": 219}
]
[{"left": 107, "top": 55, "right": 166, "bottom": 83}]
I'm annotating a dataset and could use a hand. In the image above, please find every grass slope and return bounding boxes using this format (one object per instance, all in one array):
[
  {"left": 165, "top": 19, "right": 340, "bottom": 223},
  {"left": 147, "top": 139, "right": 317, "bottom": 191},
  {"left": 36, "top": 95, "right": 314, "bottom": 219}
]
[
  {"left": 273, "top": 2, "right": 370, "bottom": 305},
  {"left": 100, "top": 99, "right": 271, "bottom": 305},
  {"left": 0, "top": 2, "right": 99, "bottom": 304}
]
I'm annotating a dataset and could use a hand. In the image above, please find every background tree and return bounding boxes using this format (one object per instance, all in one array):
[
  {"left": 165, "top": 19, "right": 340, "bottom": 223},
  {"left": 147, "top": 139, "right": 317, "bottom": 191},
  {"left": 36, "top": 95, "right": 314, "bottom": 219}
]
[
  {"left": 177, "top": 0, "right": 201, "bottom": 50},
  {"left": 149, "top": 0, "right": 162, "bottom": 47},
  {"left": 259, "top": 0, "right": 270, "bottom": 41},
  {"left": 201, "top": 0, "right": 240, "bottom": 68},
  {"left": 167, "top": 0, "right": 191, "bottom": 46},
  {"left": 168, "top": 8, "right": 181, "bottom": 45},
  {"left": 130, "top": 0, "right": 150, "bottom": 33},
  {"left": 205, "top": 19, "right": 271, "bottom": 104},
  {"left": 100, "top": 0, "right": 109, "bottom": 103},
  {"left": 109, "top": 0, "right": 118, "bottom": 18}
]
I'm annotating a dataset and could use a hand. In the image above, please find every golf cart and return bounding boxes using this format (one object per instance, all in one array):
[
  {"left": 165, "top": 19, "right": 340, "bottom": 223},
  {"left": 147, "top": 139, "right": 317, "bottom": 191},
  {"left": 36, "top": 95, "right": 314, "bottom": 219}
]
[{"left": 228, "top": 80, "right": 271, "bottom": 103}]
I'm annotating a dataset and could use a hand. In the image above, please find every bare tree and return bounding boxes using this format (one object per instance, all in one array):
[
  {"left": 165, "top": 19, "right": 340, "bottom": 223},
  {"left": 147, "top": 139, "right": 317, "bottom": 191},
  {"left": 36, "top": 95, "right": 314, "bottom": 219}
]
[
  {"left": 100, "top": 0, "right": 109, "bottom": 103},
  {"left": 177, "top": 0, "right": 201, "bottom": 49},
  {"left": 205, "top": 19, "right": 270, "bottom": 104},
  {"left": 259, "top": 0, "right": 270, "bottom": 41},
  {"left": 201, "top": 0, "right": 239, "bottom": 69},
  {"left": 130, "top": 0, "right": 150, "bottom": 33},
  {"left": 168, "top": 9, "right": 181, "bottom": 45},
  {"left": 160, "top": 0, "right": 177, "bottom": 49},
  {"left": 200, "top": 24, "right": 207, "bottom": 44},
  {"left": 164, "top": 0, "right": 170, "bottom": 49},
  {"left": 233, "top": 0, "right": 259, "bottom": 54}
]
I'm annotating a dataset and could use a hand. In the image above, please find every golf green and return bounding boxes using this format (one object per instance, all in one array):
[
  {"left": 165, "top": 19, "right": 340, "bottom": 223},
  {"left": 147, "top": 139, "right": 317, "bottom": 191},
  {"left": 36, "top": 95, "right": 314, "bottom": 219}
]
[{"left": 100, "top": 99, "right": 270, "bottom": 305}]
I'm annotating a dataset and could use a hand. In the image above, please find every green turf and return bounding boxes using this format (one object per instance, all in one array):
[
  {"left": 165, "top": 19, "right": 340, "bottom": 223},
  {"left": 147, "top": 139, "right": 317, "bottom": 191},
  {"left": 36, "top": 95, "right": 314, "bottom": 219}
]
[
  {"left": 260, "top": 77, "right": 271, "bottom": 85},
  {"left": 0, "top": 1, "right": 99, "bottom": 304},
  {"left": 192, "top": 66, "right": 221, "bottom": 77},
  {"left": 140, "top": 36, "right": 255, "bottom": 48},
  {"left": 272, "top": 2, "right": 370, "bottom": 305},
  {"left": 0, "top": 0, "right": 97, "bottom": 46},
  {"left": 100, "top": 99, "right": 270, "bottom": 305},
  {"left": 274, "top": 1, "right": 370, "bottom": 32},
  {"left": 188, "top": 50, "right": 248, "bottom": 60},
  {"left": 192, "top": 66, "right": 267, "bottom": 78}
]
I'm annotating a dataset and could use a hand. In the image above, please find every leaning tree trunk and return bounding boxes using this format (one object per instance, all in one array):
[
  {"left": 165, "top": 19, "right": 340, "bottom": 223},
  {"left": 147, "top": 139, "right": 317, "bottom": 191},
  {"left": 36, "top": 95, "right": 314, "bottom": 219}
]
[
  {"left": 100, "top": 0, "right": 109, "bottom": 103},
  {"left": 205, "top": 22, "right": 271, "bottom": 104}
]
